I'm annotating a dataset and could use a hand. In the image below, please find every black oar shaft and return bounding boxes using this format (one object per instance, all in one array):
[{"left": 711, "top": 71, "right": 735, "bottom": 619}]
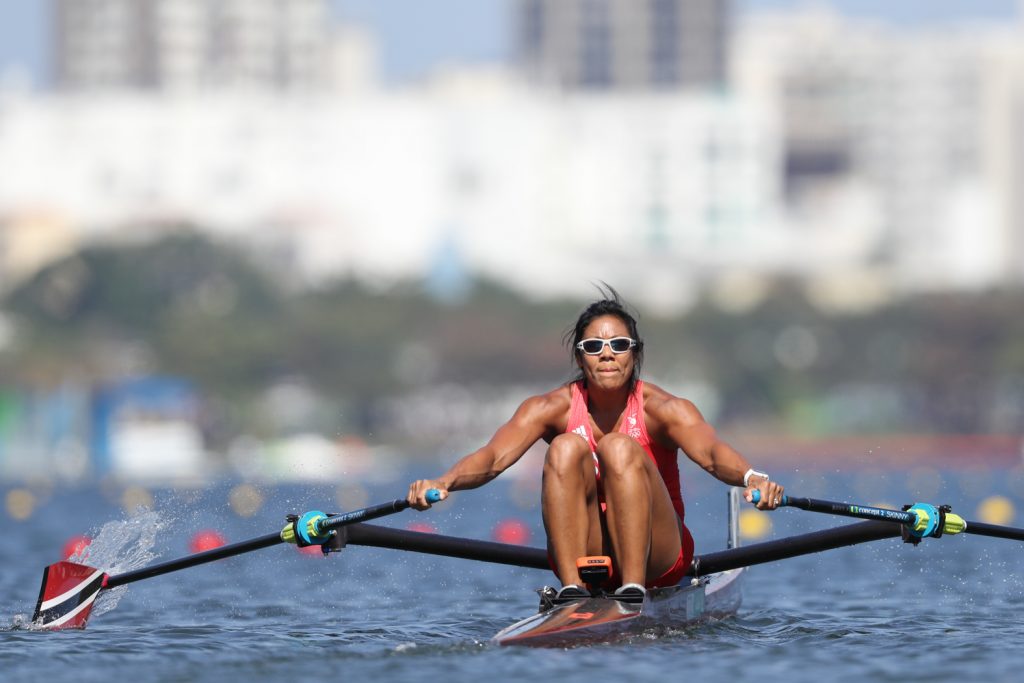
[
  {"left": 963, "top": 521, "right": 1024, "bottom": 542},
  {"left": 689, "top": 520, "right": 901, "bottom": 576},
  {"left": 345, "top": 523, "right": 550, "bottom": 569},
  {"left": 105, "top": 532, "right": 283, "bottom": 588}
]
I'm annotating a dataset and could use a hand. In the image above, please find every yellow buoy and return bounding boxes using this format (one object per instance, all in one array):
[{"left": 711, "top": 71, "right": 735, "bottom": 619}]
[
  {"left": 5, "top": 489, "right": 36, "bottom": 521},
  {"left": 229, "top": 483, "right": 264, "bottom": 517},
  {"left": 121, "top": 486, "right": 154, "bottom": 515},
  {"left": 510, "top": 479, "right": 540, "bottom": 511},
  {"left": 738, "top": 508, "right": 772, "bottom": 540},
  {"left": 976, "top": 495, "right": 1014, "bottom": 526},
  {"left": 335, "top": 483, "right": 368, "bottom": 511},
  {"left": 907, "top": 467, "right": 943, "bottom": 500}
]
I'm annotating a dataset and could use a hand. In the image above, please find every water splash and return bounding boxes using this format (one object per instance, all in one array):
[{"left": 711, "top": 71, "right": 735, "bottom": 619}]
[
  {"left": 70, "top": 510, "right": 168, "bottom": 616},
  {"left": 1, "top": 511, "right": 170, "bottom": 630}
]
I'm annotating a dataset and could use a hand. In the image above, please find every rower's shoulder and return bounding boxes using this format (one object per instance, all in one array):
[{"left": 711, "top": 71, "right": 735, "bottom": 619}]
[
  {"left": 514, "top": 385, "right": 572, "bottom": 421},
  {"left": 642, "top": 381, "right": 706, "bottom": 427},
  {"left": 524, "top": 385, "right": 572, "bottom": 411}
]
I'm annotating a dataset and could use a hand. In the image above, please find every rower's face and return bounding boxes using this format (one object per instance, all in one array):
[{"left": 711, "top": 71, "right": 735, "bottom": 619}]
[{"left": 577, "top": 315, "right": 634, "bottom": 391}]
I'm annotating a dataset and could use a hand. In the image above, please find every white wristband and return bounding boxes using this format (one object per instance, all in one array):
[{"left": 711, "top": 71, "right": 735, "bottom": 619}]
[{"left": 743, "top": 468, "right": 769, "bottom": 487}]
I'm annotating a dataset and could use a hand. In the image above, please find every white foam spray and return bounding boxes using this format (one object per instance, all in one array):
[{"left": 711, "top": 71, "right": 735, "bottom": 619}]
[{"left": 70, "top": 510, "right": 168, "bottom": 616}]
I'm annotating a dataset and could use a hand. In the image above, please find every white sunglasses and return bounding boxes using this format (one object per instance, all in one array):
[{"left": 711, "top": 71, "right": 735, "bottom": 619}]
[{"left": 575, "top": 337, "right": 637, "bottom": 355}]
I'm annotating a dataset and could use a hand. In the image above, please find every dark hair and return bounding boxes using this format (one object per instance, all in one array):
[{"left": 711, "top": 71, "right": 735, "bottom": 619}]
[{"left": 563, "top": 285, "right": 644, "bottom": 389}]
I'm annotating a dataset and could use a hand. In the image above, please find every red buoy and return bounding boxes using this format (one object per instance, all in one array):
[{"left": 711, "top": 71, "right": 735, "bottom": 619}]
[
  {"left": 188, "top": 529, "right": 227, "bottom": 553},
  {"left": 493, "top": 518, "right": 530, "bottom": 545},
  {"left": 62, "top": 535, "right": 92, "bottom": 560},
  {"left": 406, "top": 521, "right": 436, "bottom": 534}
]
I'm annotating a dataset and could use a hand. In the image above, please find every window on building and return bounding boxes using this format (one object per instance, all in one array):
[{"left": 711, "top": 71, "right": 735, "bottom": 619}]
[
  {"left": 580, "top": 0, "right": 612, "bottom": 88},
  {"left": 650, "top": 0, "right": 680, "bottom": 87}
]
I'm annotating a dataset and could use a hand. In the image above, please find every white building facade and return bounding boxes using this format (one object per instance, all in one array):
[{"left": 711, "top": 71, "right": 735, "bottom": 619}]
[
  {"left": 2, "top": 7, "right": 1023, "bottom": 308},
  {"left": 0, "top": 82, "right": 786, "bottom": 311},
  {"left": 734, "top": 8, "right": 1024, "bottom": 292}
]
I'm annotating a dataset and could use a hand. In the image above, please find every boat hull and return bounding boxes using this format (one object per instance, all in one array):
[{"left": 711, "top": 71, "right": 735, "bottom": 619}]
[
  {"left": 493, "top": 488, "right": 746, "bottom": 647},
  {"left": 492, "top": 566, "right": 744, "bottom": 647}
]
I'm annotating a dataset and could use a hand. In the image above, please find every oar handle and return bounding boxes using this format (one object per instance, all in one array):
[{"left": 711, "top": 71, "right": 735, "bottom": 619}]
[
  {"left": 752, "top": 490, "right": 919, "bottom": 524},
  {"left": 317, "top": 489, "right": 442, "bottom": 533},
  {"left": 750, "top": 490, "right": 789, "bottom": 506}
]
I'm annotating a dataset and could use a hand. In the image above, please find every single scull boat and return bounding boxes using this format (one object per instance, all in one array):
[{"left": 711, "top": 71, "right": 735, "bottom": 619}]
[{"left": 492, "top": 488, "right": 745, "bottom": 647}]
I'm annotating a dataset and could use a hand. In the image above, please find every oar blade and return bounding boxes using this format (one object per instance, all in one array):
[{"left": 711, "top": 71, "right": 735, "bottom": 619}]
[{"left": 33, "top": 561, "right": 107, "bottom": 630}]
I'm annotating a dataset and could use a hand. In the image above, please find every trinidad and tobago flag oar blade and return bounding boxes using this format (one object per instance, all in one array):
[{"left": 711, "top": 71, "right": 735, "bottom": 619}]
[{"left": 33, "top": 561, "right": 108, "bottom": 630}]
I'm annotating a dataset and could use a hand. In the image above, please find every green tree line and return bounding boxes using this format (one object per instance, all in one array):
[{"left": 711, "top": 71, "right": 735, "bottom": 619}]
[{"left": 1, "top": 232, "right": 1022, "bottom": 442}]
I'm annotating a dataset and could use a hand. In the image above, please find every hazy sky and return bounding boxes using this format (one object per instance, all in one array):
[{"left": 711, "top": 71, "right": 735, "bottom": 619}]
[{"left": 0, "top": 0, "right": 1020, "bottom": 87}]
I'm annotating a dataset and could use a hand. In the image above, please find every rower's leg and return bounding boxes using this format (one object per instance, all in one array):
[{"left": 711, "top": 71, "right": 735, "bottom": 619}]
[
  {"left": 595, "top": 433, "right": 681, "bottom": 587},
  {"left": 542, "top": 433, "right": 601, "bottom": 587}
]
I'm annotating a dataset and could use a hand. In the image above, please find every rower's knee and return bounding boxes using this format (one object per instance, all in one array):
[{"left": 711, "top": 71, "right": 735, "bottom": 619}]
[
  {"left": 544, "top": 433, "right": 590, "bottom": 477},
  {"left": 595, "top": 433, "right": 646, "bottom": 476}
]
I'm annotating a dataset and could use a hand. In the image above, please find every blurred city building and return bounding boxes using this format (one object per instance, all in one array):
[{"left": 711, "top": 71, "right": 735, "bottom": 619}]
[
  {"left": 91, "top": 376, "right": 206, "bottom": 481},
  {"left": 516, "top": 0, "right": 730, "bottom": 91},
  {"left": 0, "top": 377, "right": 209, "bottom": 483},
  {"left": 0, "top": 210, "right": 76, "bottom": 292},
  {"left": 54, "top": 0, "right": 334, "bottom": 92},
  {"left": 0, "top": 2, "right": 1022, "bottom": 306},
  {"left": 5, "top": 3, "right": 1024, "bottom": 486},
  {"left": 0, "top": 383, "right": 91, "bottom": 482},
  {"left": 734, "top": 7, "right": 1024, "bottom": 292},
  {"left": 0, "top": 86, "right": 780, "bottom": 312}
]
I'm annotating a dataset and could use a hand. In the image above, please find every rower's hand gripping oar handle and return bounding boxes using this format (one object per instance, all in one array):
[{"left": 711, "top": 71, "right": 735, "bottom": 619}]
[
  {"left": 750, "top": 490, "right": 790, "bottom": 507},
  {"left": 281, "top": 489, "right": 442, "bottom": 547},
  {"left": 750, "top": 491, "right": 967, "bottom": 540}
]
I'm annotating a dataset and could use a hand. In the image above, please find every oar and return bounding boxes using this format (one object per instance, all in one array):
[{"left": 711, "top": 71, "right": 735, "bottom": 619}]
[
  {"left": 751, "top": 491, "right": 1024, "bottom": 542},
  {"left": 32, "top": 490, "right": 441, "bottom": 630}
]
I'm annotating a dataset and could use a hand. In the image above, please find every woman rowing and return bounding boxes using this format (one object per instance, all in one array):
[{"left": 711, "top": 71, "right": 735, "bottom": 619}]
[{"left": 407, "top": 289, "right": 785, "bottom": 601}]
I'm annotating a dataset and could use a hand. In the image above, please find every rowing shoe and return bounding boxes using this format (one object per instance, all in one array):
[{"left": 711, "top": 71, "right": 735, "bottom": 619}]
[{"left": 31, "top": 490, "right": 441, "bottom": 630}]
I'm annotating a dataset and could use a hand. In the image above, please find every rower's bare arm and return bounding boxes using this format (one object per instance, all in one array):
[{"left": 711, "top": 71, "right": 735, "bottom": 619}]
[
  {"left": 656, "top": 398, "right": 742, "bottom": 483},
  {"left": 408, "top": 393, "right": 561, "bottom": 509},
  {"left": 441, "top": 402, "right": 551, "bottom": 488},
  {"left": 656, "top": 396, "right": 785, "bottom": 509}
]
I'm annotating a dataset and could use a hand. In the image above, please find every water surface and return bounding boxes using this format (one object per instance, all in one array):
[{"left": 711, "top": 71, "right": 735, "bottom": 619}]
[{"left": 3, "top": 470, "right": 1022, "bottom": 682}]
